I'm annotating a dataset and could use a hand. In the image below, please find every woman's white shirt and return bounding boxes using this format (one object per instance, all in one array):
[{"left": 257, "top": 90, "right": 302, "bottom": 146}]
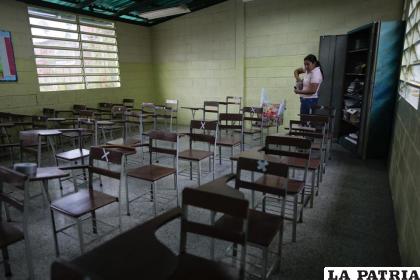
[{"left": 301, "top": 67, "right": 323, "bottom": 99}]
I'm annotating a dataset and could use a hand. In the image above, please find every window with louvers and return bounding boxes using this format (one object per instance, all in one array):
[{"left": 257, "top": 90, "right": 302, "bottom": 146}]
[
  {"left": 28, "top": 7, "right": 120, "bottom": 92},
  {"left": 399, "top": 0, "right": 420, "bottom": 109}
]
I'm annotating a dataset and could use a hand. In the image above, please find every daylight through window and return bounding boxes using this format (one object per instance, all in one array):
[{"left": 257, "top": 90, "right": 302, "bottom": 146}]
[{"left": 28, "top": 7, "right": 120, "bottom": 92}]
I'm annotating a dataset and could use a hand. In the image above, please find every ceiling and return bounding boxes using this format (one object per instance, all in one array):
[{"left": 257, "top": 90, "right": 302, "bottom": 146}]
[{"left": 18, "top": 0, "right": 228, "bottom": 26}]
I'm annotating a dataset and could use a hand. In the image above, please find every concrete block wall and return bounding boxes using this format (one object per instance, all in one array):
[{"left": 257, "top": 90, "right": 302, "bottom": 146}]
[
  {"left": 152, "top": 0, "right": 243, "bottom": 124},
  {"left": 244, "top": 0, "right": 403, "bottom": 126},
  {"left": 151, "top": 0, "right": 402, "bottom": 125},
  {"left": 389, "top": 98, "right": 420, "bottom": 265},
  {"left": 0, "top": 0, "right": 154, "bottom": 115}
]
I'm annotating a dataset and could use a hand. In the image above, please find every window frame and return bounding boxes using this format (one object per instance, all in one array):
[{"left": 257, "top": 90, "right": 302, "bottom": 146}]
[{"left": 28, "top": 6, "right": 121, "bottom": 92}]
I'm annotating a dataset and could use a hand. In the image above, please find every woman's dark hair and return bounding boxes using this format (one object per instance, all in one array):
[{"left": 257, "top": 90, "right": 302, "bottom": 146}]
[{"left": 304, "top": 54, "right": 324, "bottom": 78}]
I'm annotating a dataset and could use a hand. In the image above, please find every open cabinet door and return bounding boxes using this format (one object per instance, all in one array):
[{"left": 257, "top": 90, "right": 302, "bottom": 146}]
[{"left": 364, "top": 21, "right": 405, "bottom": 158}]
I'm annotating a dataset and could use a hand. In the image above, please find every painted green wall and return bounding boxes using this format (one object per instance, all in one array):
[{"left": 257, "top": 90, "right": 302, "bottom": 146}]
[
  {"left": 389, "top": 98, "right": 420, "bottom": 265},
  {"left": 152, "top": 0, "right": 403, "bottom": 125},
  {"left": 0, "top": 0, "right": 155, "bottom": 115},
  {"left": 151, "top": 0, "right": 244, "bottom": 124},
  {"left": 0, "top": 0, "right": 417, "bottom": 267}
]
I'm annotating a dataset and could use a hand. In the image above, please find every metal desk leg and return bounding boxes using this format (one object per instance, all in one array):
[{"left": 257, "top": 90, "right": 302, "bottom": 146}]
[{"left": 37, "top": 135, "right": 42, "bottom": 167}]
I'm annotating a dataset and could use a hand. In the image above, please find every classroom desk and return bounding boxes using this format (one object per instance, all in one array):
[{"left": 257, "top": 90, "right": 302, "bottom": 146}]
[
  {"left": 29, "top": 167, "right": 70, "bottom": 202},
  {"left": 181, "top": 106, "right": 203, "bottom": 120},
  {"left": 232, "top": 147, "right": 321, "bottom": 207},
  {"left": 33, "top": 129, "right": 63, "bottom": 167}
]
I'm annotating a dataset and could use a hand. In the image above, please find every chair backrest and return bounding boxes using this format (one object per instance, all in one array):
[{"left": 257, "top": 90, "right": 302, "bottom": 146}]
[
  {"left": 226, "top": 96, "right": 242, "bottom": 105},
  {"left": 300, "top": 114, "right": 329, "bottom": 127},
  {"left": 142, "top": 102, "right": 155, "bottom": 112},
  {"left": 180, "top": 187, "right": 248, "bottom": 262},
  {"left": 189, "top": 120, "right": 218, "bottom": 147},
  {"left": 73, "top": 105, "right": 87, "bottom": 112},
  {"left": 289, "top": 120, "right": 325, "bottom": 139},
  {"left": 265, "top": 135, "right": 311, "bottom": 159},
  {"left": 148, "top": 130, "right": 179, "bottom": 165},
  {"left": 292, "top": 115, "right": 328, "bottom": 147},
  {"left": 98, "top": 102, "right": 113, "bottom": 110},
  {"left": 43, "top": 108, "right": 55, "bottom": 118},
  {"left": 77, "top": 110, "right": 97, "bottom": 128},
  {"left": 235, "top": 156, "right": 289, "bottom": 197},
  {"left": 219, "top": 113, "right": 243, "bottom": 146},
  {"left": 165, "top": 99, "right": 178, "bottom": 112},
  {"left": 265, "top": 135, "right": 311, "bottom": 182},
  {"left": 0, "top": 166, "right": 27, "bottom": 212},
  {"left": 203, "top": 101, "right": 219, "bottom": 120},
  {"left": 32, "top": 115, "right": 48, "bottom": 128},
  {"left": 123, "top": 98, "right": 135, "bottom": 108},
  {"left": 111, "top": 105, "right": 127, "bottom": 119},
  {"left": 309, "top": 105, "right": 336, "bottom": 136},
  {"left": 310, "top": 104, "right": 336, "bottom": 117},
  {"left": 88, "top": 146, "right": 126, "bottom": 181},
  {"left": 226, "top": 96, "right": 242, "bottom": 113},
  {"left": 218, "top": 113, "right": 243, "bottom": 130},
  {"left": 78, "top": 110, "right": 96, "bottom": 119},
  {"left": 19, "top": 130, "right": 39, "bottom": 147}
]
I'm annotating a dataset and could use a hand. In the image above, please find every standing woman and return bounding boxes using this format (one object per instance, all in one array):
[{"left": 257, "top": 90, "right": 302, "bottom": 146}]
[{"left": 293, "top": 54, "right": 324, "bottom": 115}]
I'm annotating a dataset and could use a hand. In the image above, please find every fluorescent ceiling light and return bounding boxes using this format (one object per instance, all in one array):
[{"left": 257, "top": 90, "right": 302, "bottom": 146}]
[{"left": 139, "top": 5, "right": 191, "bottom": 20}]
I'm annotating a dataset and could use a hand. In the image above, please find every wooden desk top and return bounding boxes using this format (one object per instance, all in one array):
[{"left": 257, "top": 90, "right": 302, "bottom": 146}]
[
  {"left": 34, "top": 130, "right": 63, "bottom": 137},
  {"left": 0, "top": 122, "right": 14, "bottom": 128},
  {"left": 181, "top": 106, "right": 203, "bottom": 111},
  {"left": 47, "top": 118, "right": 66, "bottom": 122},
  {"left": 30, "top": 167, "right": 69, "bottom": 181},
  {"left": 233, "top": 149, "right": 319, "bottom": 170}
]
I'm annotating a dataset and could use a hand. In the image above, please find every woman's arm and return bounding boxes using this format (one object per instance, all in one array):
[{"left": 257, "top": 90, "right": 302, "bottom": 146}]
[
  {"left": 294, "top": 67, "right": 305, "bottom": 81},
  {"left": 294, "top": 83, "right": 319, "bottom": 95}
]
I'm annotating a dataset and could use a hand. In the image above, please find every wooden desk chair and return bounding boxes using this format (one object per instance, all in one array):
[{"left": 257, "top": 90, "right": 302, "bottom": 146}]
[
  {"left": 215, "top": 157, "right": 288, "bottom": 279},
  {"left": 141, "top": 102, "right": 158, "bottom": 132},
  {"left": 241, "top": 106, "right": 264, "bottom": 146},
  {"left": 225, "top": 96, "right": 242, "bottom": 113},
  {"left": 43, "top": 108, "right": 55, "bottom": 118},
  {"left": 50, "top": 192, "right": 248, "bottom": 280},
  {"left": 122, "top": 98, "right": 135, "bottom": 109},
  {"left": 55, "top": 128, "right": 91, "bottom": 191},
  {"left": 72, "top": 105, "right": 87, "bottom": 117},
  {"left": 0, "top": 123, "right": 20, "bottom": 166},
  {"left": 0, "top": 166, "right": 34, "bottom": 279},
  {"left": 51, "top": 208, "right": 181, "bottom": 280},
  {"left": 174, "top": 187, "right": 248, "bottom": 280},
  {"left": 76, "top": 110, "right": 113, "bottom": 145},
  {"left": 297, "top": 114, "right": 329, "bottom": 174},
  {"left": 260, "top": 135, "right": 311, "bottom": 242},
  {"left": 288, "top": 125, "right": 324, "bottom": 202},
  {"left": 217, "top": 113, "right": 243, "bottom": 173},
  {"left": 19, "top": 130, "right": 46, "bottom": 163},
  {"left": 50, "top": 146, "right": 130, "bottom": 256},
  {"left": 125, "top": 130, "right": 180, "bottom": 216},
  {"left": 164, "top": 99, "right": 178, "bottom": 132},
  {"left": 106, "top": 111, "right": 148, "bottom": 158},
  {"left": 100, "top": 105, "right": 126, "bottom": 140},
  {"left": 203, "top": 101, "right": 220, "bottom": 121},
  {"left": 98, "top": 102, "right": 113, "bottom": 111},
  {"left": 309, "top": 105, "right": 336, "bottom": 160},
  {"left": 179, "top": 120, "right": 218, "bottom": 186},
  {"left": 32, "top": 115, "right": 48, "bottom": 129}
]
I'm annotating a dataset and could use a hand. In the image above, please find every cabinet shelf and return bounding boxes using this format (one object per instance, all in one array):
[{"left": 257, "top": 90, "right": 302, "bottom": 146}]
[
  {"left": 348, "top": 48, "right": 369, "bottom": 53},
  {"left": 345, "top": 73, "right": 365, "bottom": 76},
  {"left": 344, "top": 94, "right": 363, "bottom": 100},
  {"left": 342, "top": 118, "right": 360, "bottom": 127}
]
